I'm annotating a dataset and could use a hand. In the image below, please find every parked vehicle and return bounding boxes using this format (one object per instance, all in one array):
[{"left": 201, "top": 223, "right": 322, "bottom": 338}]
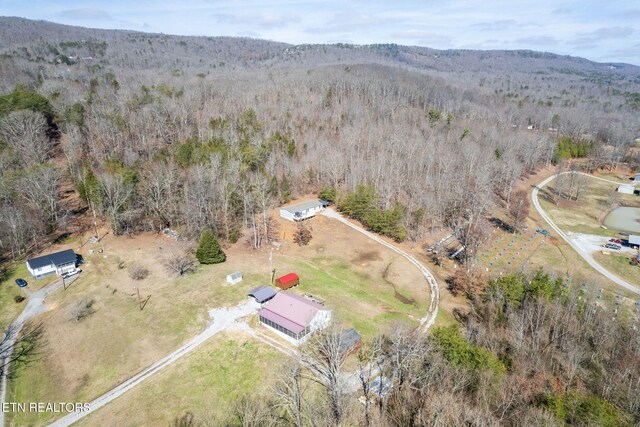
[
  {"left": 536, "top": 228, "right": 550, "bottom": 236},
  {"left": 15, "top": 278, "right": 27, "bottom": 288},
  {"left": 604, "top": 243, "right": 621, "bottom": 250},
  {"left": 62, "top": 268, "right": 81, "bottom": 279}
]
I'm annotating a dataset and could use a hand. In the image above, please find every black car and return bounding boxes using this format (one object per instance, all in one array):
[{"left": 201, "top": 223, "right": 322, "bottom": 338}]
[{"left": 15, "top": 278, "right": 27, "bottom": 288}]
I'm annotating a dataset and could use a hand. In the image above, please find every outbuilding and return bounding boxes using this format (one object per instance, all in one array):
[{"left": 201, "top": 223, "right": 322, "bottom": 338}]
[
  {"left": 279, "top": 199, "right": 329, "bottom": 222},
  {"left": 248, "top": 286, "right": 277, "bottom": 304},
  {"left": 635, "top": 173, "right": 640, "bottom": 183},
  {"left": 275, "top": 273, "right": 299, "bottom": 290},
  {"left": 617, "top": 184, "right": 635, "bottom": 195},
  {"left": 258, "top": 291, "right": 332, "bottom": 344},
  {"left": 226, "top": 271, "right": 243, "bottom": 285},
  {"left": 26, "top": 249, "right": 77, "bottom": 279},
  {"left": 629, "top": 235, "right": 640, "bottom": 248},
  {"left": 339, "top": 328, "right": 362, "bottom": 356}
]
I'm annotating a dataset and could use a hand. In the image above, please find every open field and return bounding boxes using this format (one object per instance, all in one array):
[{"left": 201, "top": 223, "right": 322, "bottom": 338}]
[
  {"left": 593, "top": 252, "right": 640, "bottom": 288},
  {"left": 538, "top": 175, "right": 640, "bottom": 237},
  {"left": 45, "top": 332, "right": 280, "bottom": 427},
  {"left": 5, "top": 213, "right": 431, "bottom": 426}
]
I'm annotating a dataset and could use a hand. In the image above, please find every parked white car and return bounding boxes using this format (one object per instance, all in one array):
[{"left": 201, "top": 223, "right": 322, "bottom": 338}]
[{"left": 62, "top": 268, "right": 82, "bottom": 279}]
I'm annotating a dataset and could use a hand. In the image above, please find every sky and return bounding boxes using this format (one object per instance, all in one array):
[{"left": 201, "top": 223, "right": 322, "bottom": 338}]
[{"left": 1, "top": 0, "right": 639, "bottom": 65}]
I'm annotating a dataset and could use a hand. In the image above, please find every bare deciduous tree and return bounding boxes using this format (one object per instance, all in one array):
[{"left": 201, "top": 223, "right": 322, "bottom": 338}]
[
  {"left": 0, "top": 110, "right": 51, "bottom": 165},
  {"left": 163, "top": 243, "right": 196, "bottom": 276},
  {"left": 69, "top": 298, "right": 95, "bottom": 322}
]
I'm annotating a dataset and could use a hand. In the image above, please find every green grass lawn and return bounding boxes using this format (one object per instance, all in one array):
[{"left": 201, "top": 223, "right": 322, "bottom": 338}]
[
  {"left": 0, "top": 263, "right": 28, "bottom": 330},
  {"left": 14, "top": 332, "right": 281, "bottom": 427},
  {"left": 593, "top": 252, "right": 640, "bottom": 287},
  {"left": 290, "top": 256, "right": 426, "bottom": 339}
]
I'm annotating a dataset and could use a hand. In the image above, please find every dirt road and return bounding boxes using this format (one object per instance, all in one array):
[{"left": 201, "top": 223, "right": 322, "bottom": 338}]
[{"left": 321, "top": 209, "right": 439, "bottom": 331}]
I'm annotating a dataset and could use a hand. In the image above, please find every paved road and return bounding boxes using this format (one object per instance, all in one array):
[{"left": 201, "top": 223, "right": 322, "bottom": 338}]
[
  {"left": 321, "top": 209, "right": 440, "bottom": 331},
  {"left": 48, "top": 301, "right": 258, "bottom": 426},
  {"left": 0, "top": 278, "right": 67, "bottom": 427},
  {"left": 532, "top": 172, "right": 640, "bottom": 295}
]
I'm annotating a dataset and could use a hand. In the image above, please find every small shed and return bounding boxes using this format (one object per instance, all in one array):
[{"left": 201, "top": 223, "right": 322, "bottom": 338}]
[
  {"left": 618, "top": 184, "right": 635, "bottom": 194},
  {"left": 629, "top": 235, "right": 640, "bottom": 248},
  {"left": 635, "top": 173, "right": 640, "bottom": 183},
  {"left": 226, "top": 271, "right": 243, "bottom": 285},
  {"left": 339, "top": 328, "right": 362, "bottom": 356},
  {"left": 275, "top": 273, "right": 299, "bottom": 290},
  {"left": 248, "top": 286, "right": 277, "bottom": 304}
]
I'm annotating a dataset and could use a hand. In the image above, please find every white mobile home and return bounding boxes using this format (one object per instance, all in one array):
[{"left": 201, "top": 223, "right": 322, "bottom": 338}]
[
  {"left": 279, "top": 199, "right": 329, "bottom": 222},
  {"left": 26, "top": 249, "right": 77, "bottom": 279}
]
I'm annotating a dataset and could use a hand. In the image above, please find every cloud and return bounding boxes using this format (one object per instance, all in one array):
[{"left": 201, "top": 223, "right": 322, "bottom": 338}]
[
  {"left": 59, "top": 8, "right": 113, "bottom": 21},
  {"left": 473, "top": 19, "right": 517, "bottom": 32},
  {"left": 210, "top": 12, "right": 299, "bottom": 29},
  {"left": 304, "top": 11, "right": 407, "bottom": 34},
  {"left": 515, "top": 36, "right": 558, "bottom": 46},
  {"left": 591, "top": 26, "right": 634, "bottom": 39},
  {"left": 612, "top": 9, "right": 640, "bottom": 19},
  {"left": 237, "top": 30, "right": 262, "bottom": 38},
  {"left": 391, "top": 30, "right": 453, "bottom": 47}
]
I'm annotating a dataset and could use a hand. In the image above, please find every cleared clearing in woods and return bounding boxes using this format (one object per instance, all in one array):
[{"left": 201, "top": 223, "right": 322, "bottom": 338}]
[{"left": 6, "top": 214, "right": 430, "bottom": 426}]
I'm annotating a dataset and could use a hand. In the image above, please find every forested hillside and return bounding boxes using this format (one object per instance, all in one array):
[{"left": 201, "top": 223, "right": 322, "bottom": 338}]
[{"left": 0, "top": 16, "right": 639, "bottom": 260}]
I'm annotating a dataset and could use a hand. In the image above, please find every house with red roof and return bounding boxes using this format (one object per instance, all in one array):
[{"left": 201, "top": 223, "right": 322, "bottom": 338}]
[{"left": 258, "top": 291, "right": 332, "bottom": 344}]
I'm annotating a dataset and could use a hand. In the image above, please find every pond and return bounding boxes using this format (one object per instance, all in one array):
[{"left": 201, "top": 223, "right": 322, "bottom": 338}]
[{"left": 603, "top": 207, "right": 640, "bottom": 233}]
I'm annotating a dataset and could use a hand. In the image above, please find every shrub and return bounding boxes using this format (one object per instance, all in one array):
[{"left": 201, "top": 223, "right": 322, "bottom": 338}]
[
  {"left": 195, "top": 230, "right": 226, "bottom": 264},
  {"left": 69, "top": 298, "right": 95, "bottom": 322},
  {"left": 129, "top": 265, "right": 149, "bottom": 280},
  {"left": 14, "top": 295, "right": 25, "bottom": 303}
]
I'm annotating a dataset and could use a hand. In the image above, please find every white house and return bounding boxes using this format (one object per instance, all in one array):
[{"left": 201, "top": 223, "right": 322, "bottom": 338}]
[
  {"left": 226, "top": 271, "right": 243, "bottom": 285},
  {"left": 617, "top": 184, "right": 635, "bottom": 194},
  {"left": 279, "top": 199, "right": 329, "bottom": 222},
  {"left": 26, "top": 249, "right": 77, "bottom": 279}
]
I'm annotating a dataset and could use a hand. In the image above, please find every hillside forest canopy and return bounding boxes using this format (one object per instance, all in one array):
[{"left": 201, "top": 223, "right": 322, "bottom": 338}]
[{"left": 0, "top": 16, "right": 639, "bottom": 261}]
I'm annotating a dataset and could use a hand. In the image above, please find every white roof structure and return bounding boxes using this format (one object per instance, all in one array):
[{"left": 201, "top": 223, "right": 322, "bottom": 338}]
[
  {"left": 629, "top": 235, "right": 640, "bottom": 246},
  {"left": 280, "top": 199, "right": 329, "bottom": 214}
]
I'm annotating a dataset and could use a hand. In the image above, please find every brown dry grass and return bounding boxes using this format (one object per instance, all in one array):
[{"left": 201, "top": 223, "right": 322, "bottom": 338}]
[{"left": 6, "top": 212, "right": 432, "bottom": 426}]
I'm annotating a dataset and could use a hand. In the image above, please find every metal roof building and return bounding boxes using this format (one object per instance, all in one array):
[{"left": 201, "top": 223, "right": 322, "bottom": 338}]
[
  {"left": 247, "top": 286, "right": 277, "bottom": 304},
  {"left": 258, "top": 292, "right": 331, "bottom": 344}
]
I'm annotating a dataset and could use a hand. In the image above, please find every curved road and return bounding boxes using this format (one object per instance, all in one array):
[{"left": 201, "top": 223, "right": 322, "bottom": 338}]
[
  {"left": 532, "top": 172, "right": 640, "bottom": 295},
  {"left": 321, "top": 209, "right": 439, "bottom": 331},
  {"left": 46, "top": 209, "right": 439, "bottom": 426}
]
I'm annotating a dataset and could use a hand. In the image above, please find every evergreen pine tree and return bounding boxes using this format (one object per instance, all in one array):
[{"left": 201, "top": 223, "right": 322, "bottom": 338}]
[{"left": 196, "top": 230, "right": 226, "bottom": 264}]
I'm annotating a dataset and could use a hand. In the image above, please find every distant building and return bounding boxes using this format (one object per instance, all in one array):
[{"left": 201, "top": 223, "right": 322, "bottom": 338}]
[
  {"left": 26, "top": 249, "right": 77, "bottom": 279},
  {"left": 258, "top": 291, "right": 332, "bottom": 344},
  {"left": 279, "top": 199, "right": 329, "bottom": 222},
  {"left": 617, "top": 184, "right": 635, "bottom": 194},
  {"left": 247, "top": 286, "right": 277, "bottom": 304},
  {"left": 275, "top": 273, "right": 300, "bottom": 290},
  {"left": 226, "top": 271, "right": 243, "bottom": 285}
]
